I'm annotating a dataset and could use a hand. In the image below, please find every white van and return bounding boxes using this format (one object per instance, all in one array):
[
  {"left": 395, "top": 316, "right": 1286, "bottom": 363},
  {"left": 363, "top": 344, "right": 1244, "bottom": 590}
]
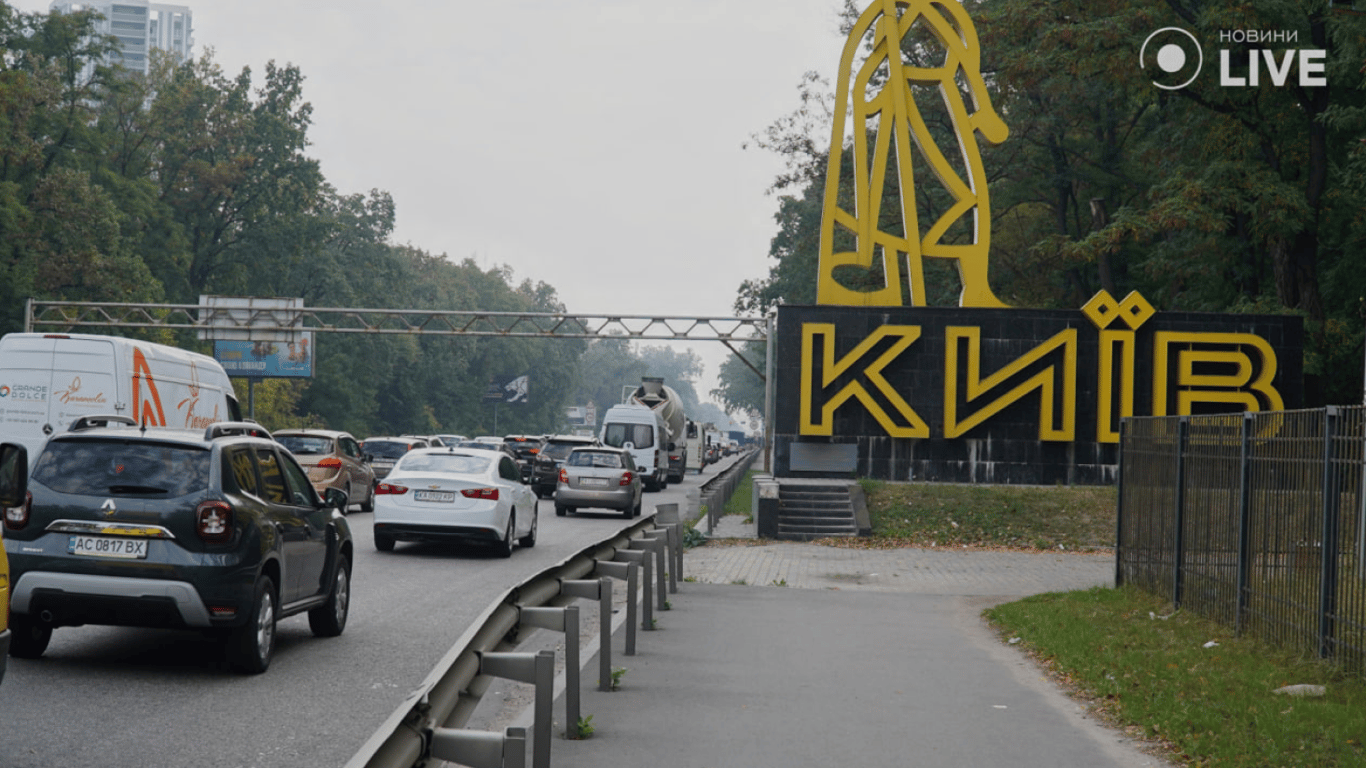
[
  {"left": 0, "top": 333, "right": 242, "bottom": 467},
  {"left": 599, "top": 403, "right": 669, "bottom": 491}
]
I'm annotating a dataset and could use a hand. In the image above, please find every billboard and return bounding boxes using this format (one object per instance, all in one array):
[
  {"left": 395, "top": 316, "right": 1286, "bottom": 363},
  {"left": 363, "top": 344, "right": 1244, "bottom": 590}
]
[
  {"left": 484, "top": 374, "right": 529, "bottom": 404},
  {"left": 213, "top": 337, "right": 315, "bottom": 378}
]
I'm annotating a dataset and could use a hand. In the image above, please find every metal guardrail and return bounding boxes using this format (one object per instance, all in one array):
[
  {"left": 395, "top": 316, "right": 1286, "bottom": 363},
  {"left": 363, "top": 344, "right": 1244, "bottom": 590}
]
[
  {"left": 698, "top": 450, "right": 759, "bottom": 535},
  {"left": 345, "top": 515, "right": 684, "bottom": 768},
  {"left": 1118, "top": 407, "right": 1366, "bottom": 678}
]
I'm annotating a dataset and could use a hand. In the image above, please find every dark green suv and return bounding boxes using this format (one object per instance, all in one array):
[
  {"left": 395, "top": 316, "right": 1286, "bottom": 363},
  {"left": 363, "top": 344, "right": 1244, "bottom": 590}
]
[{"left": 2, "top": 416, "right": 354, "bottom": 674}]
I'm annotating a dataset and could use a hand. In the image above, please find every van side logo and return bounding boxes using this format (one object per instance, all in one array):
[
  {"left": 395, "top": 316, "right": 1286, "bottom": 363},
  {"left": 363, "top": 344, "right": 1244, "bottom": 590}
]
[
  {"left": 132, "top": 347, "right": 167, "bottom": 426},
  {"left": 58, "top": 377, "right": 108, "bottom": 406}
]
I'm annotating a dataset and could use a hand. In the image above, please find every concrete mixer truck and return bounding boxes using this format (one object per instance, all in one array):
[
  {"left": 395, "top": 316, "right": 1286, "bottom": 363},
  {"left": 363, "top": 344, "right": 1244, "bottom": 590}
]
[{"left": 628, "top": 377, "right": 692, "bottom": 483}]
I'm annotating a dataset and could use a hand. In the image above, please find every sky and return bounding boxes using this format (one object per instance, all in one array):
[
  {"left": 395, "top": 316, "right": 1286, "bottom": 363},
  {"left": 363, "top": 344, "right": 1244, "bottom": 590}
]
[{"left": 13, "top": 0, "right": 850, "bottom": 411}]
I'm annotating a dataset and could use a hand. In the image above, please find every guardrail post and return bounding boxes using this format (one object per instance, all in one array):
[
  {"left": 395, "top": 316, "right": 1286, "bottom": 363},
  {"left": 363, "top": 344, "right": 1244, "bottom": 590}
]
[
  {"left": 562, "top": 578, "right": 612, "bottom": 692},
  {"left": 518, "top": 605, "right": 580, "bottom": 738},
  {"left": 632, "top": 535, "right": 668, "bottom": 611},
  {"left": 656, "top": 504, "right": 685, "bottom": 583},
  {"left": 478, "top": 650, "right": 554, "bottom": 768},
  {"left": 596, "top": 559, "right": 640, "bottom": 655},
  {"left": 430, "top": 726, "right": 527, "bottom": 768},
  {"left": 616, "top": 548, "right": 653, "bottom": 630},
  {"left": 650, "top": 525, "right": 681, "bottom": 594}
]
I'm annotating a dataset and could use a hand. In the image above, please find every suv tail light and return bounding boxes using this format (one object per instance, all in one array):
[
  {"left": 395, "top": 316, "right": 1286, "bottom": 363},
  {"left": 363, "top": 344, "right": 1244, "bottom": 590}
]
[
  {"left": 196, "top": 500, "right": 234, "bottom": 543},
  {"left": 620, "top": 472, "right": 633, "bottom": 486},
  {"left": 376, "top": 482, "right": 408, "bottom": 495},
  {"left": 317, "top": 457, "right": 343, "bottom": 469},
  {"left": 461, "top": 487, "right": 499, "bottom": 500},
  {"left": 558, "top": 468, "right": 568, "bottom": 484},
  {"left": 3, "top": 491, "right": 31, "bottom": 530}
]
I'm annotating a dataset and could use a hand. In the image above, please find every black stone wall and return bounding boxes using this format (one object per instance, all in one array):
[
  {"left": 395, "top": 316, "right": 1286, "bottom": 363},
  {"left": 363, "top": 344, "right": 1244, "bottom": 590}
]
[{"left": 772, "top": 305, "right": 1303, "bottom": 485}]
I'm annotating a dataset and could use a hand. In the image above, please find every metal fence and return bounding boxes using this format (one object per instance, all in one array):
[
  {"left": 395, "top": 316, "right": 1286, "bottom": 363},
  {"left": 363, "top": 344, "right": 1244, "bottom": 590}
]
[
  {"left": 1118, "top": 407, "right": 1366, "bottom": 677},
  {"left": 698, "top": 449, "right": 759, "bottom": 535}
]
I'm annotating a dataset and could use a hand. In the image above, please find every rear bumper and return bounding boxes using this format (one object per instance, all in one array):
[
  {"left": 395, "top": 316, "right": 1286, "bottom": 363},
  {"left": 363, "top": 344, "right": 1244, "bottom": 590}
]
[
  {"left": 374, "top": 522, "right": 502, "bottom": 543},
  {"left": 554, "top": 486, "right": 635, "bottom": 511},
  {"left": 12, "top": 571, "right": 220, "bottom": 628}
]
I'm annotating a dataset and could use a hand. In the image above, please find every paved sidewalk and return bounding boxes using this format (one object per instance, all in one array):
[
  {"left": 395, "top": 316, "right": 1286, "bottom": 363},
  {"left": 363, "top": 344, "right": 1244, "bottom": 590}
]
[
  {"left": 688, "top": 510, "right": 1114, "bottom": 595},
  {"left": 490, "top": 516, "right": 1171, "bottom": 768}
]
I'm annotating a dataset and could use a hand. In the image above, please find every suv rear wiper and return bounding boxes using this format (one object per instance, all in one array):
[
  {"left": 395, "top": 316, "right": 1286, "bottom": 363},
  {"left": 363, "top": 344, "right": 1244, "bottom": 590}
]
[{"left": 107, "top": 484, "right": 170, "bottom": 494}]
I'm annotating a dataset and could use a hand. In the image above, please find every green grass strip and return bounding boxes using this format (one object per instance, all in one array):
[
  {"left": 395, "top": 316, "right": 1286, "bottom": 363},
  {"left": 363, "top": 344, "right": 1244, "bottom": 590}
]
[{"left": 986, "top": 586, "right": 1366, "bottom": 767}]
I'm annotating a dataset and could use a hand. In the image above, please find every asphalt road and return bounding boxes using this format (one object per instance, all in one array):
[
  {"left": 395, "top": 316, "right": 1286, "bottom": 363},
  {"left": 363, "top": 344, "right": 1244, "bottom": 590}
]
[{"left": 0, "top": 469, "right": 704, "bottom": 768}]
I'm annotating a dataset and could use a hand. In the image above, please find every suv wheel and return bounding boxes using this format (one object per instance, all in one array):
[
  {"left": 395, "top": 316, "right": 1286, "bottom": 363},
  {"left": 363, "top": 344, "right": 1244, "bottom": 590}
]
[
  {"left": 9, "top": 614, "right": 53, "bottom": 659},
  {"left": 228, "top": 575, "right": 277, "bottom": 674},
  {"left": 308, "top": 554, "right": 351, "bottom": 637},
  {"left": 360, "top": 483, "right": 375, "bottom": 513}
]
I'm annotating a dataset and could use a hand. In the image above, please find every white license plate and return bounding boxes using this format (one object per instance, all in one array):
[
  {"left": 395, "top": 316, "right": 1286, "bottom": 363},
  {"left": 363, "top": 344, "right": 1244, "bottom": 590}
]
[
  {"left": 414, "top": 490, "right": 456, "bottom": 502},
  {"left": 580, "top": 477, "right": 610, "bottom": 487},
  {"left": 69, "top": 536, "right": 149, "bottom": 559}
]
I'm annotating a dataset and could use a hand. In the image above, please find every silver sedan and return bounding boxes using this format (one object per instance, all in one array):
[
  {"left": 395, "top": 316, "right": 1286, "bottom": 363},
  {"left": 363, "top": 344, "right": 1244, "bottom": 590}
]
[{"left": 553, "top": 446, "right": 643, "bottom": 518}]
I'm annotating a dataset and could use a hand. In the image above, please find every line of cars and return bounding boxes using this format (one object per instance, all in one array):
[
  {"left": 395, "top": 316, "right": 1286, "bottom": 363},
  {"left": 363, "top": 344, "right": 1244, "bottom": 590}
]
[
  {"left": 0, "top": 422, "right": 671, "bottom": 677},
  {"left": 0, "top": 334, "right": 659, "bottom": 679}
]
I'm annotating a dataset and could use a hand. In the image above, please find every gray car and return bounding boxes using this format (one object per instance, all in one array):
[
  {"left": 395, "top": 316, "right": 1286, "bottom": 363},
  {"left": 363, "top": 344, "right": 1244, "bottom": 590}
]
[{"left": 553, "top": 446, "right": 643, "bottom": 518}]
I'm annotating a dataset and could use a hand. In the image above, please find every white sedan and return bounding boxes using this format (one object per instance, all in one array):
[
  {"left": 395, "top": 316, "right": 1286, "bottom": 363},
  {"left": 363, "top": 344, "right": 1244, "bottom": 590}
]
[{"left": 372, "top": 448, "right": 538, "bottom": 557}]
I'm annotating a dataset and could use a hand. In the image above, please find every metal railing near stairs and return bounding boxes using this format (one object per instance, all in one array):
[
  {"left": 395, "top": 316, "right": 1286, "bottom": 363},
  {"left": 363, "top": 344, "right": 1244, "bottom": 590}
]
[{"left": 346, "top": 515, "right": 685, "bottom": 768}]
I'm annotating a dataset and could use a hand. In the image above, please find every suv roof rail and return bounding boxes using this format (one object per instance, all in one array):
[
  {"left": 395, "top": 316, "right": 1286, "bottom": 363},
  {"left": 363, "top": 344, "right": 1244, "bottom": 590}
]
[
  {"left": 69, "top": 414, "right": 137, "bottom": 432},
  {"left": 205, "top": 421, "right": 274, "bottom": 441}
]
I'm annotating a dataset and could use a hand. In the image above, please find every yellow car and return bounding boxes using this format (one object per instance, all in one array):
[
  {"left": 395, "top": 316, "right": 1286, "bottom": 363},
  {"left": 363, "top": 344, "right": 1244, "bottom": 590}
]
[{"left": 0, "top": 443, "right": 26, "bottom": 683}]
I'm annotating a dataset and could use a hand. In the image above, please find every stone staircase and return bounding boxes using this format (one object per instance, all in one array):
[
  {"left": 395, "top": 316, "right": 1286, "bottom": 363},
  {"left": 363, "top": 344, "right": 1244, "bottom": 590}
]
[{"left": 775, "top": 482, "right": 865, "bottom": 541}]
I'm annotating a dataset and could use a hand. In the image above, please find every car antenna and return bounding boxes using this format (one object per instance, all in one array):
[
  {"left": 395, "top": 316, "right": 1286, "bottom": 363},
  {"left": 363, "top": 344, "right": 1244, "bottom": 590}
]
[{"left": 141, "top": 416, "right": 148, "bottom": 435}]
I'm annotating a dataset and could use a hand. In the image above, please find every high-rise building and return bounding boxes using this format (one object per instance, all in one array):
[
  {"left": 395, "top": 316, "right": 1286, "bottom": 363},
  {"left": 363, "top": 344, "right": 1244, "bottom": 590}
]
[{"left": 49, "top": 0, "right": 193, "bottom": 75}]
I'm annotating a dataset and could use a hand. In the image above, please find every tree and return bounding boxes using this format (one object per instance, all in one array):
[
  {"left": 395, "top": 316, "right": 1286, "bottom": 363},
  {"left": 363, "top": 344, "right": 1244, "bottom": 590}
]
[
  {"left": 143, "top": 53, "right": 322, "bottom": 300},
  {"left": 711, "top": 341, "right": 766, "bottom": 417}
]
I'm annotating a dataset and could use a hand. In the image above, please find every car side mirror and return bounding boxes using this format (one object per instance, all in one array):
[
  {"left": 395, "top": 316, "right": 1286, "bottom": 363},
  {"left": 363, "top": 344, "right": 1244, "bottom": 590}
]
[
  {"left": 323, "top": 486, "right": 348, "bottom": 511},
  {"left": 0, "top": 442, "right": 28, "bottom": 508}
]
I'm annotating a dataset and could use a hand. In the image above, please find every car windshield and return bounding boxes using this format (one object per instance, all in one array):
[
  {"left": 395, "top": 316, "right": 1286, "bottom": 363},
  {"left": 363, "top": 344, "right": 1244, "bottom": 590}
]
[
  {"left": 397, "top": 453, "right": 491, "bottom": 475},
  {"left": 603, "top": 423, "right": 653, "bottom": 449},
  {"left": 542, "top": 441, "right": 588, "bottom": 460},
  {"left": 364, "top": 440, "right": 411, "bottom": 459},
  {"left": 569, "top": 451, "right": 623, "bottom": 469},
  {"left": 278, "top": 436, "right": 332, "bottom": 455},
  {"left": 34, "top": 439, "right": 212, "bottom": 497}
]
